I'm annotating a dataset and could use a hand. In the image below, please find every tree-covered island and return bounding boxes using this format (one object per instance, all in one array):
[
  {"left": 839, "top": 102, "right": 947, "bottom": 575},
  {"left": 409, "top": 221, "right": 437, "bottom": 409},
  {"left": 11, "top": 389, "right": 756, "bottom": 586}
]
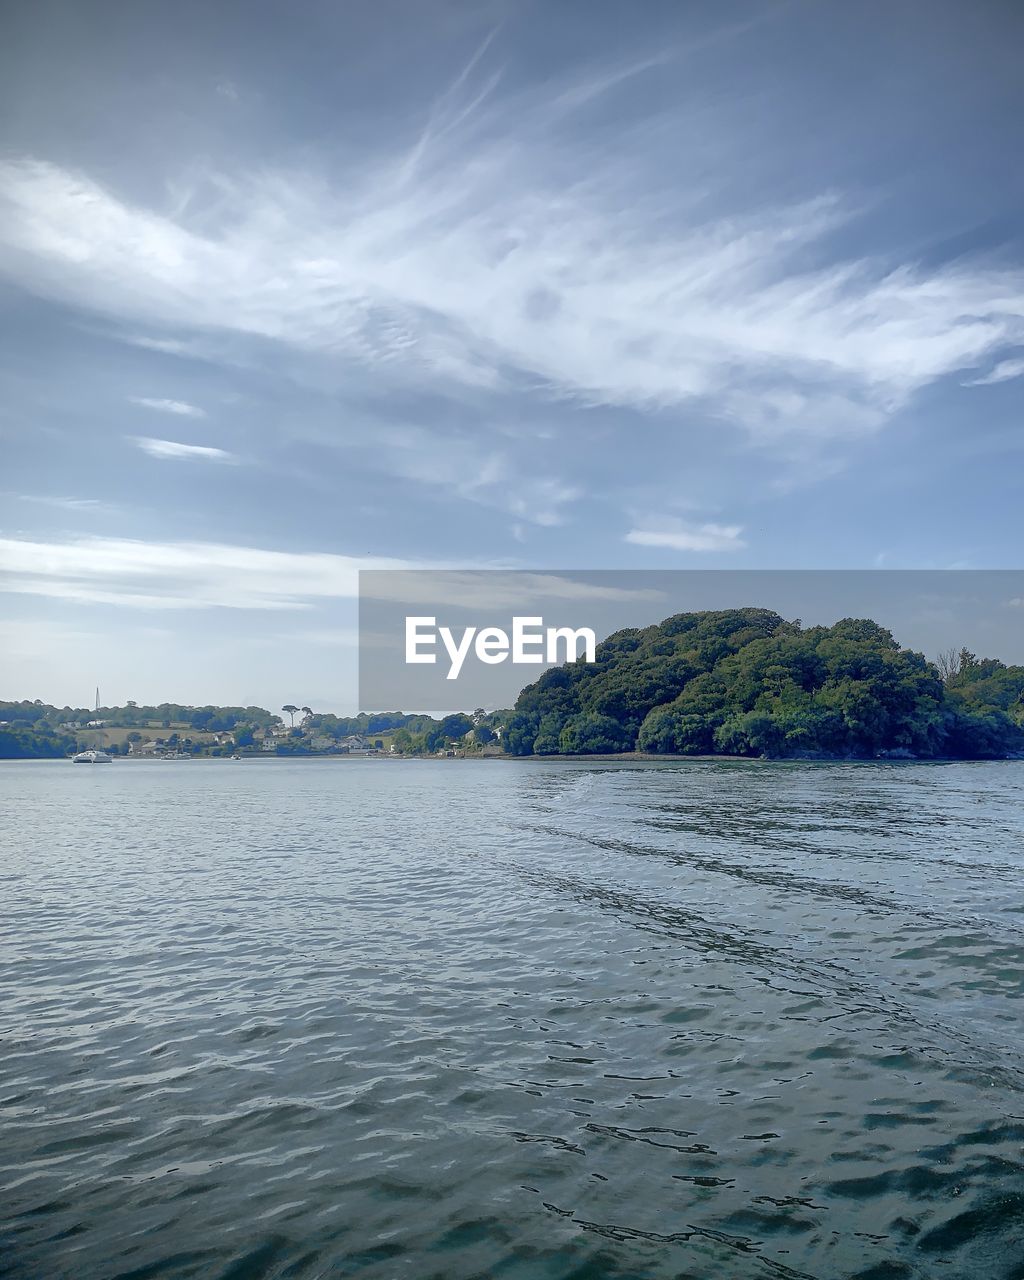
[{"left": 503, "top": 608, "right": 1024, "bottom": 760}]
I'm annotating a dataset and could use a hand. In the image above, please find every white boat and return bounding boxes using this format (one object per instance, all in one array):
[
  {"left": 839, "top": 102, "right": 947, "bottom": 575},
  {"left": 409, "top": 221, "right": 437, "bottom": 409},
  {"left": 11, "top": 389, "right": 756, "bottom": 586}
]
[{"left": 72, "top": 749, "right": 112, "bottom": 764}]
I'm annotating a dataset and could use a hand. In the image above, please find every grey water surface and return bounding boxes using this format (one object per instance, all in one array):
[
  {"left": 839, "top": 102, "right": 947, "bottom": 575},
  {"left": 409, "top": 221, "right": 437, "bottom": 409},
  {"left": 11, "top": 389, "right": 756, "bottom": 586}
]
[{"left": 2, "top": 758, "right": 1024, "bottom": 1280}]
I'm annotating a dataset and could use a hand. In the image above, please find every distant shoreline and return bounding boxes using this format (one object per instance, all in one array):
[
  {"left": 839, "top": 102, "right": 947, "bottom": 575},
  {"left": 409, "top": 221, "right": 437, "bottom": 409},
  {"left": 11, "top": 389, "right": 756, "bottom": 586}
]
[
  {"left": 6, "top": 752, "right": 1022, "bottom": 766},
  {"left": 57, "top": 750, "right": 1022, "bottom": 765}
]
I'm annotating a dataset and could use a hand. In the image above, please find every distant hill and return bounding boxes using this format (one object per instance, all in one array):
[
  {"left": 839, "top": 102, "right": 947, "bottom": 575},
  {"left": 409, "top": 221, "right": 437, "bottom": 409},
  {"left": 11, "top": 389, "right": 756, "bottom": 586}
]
[
  {"left": 0, "top": 700, "right": 283, "bottom": 760},
  {"left": 503, "top": 608, "right": 1024, "bottom": 760},
  {"left": 0, "top": 701, "right": 502, "bottom": 760}
]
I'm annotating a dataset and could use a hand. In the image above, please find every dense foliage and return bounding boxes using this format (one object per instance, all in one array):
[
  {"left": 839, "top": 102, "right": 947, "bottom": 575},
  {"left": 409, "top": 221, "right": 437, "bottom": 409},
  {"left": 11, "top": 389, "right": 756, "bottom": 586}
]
[
  {"left": 0, "top": 725, "right": 77, "bottom": 759},
  {"left": 504, "top": 609, "right": 1024, "bottom": 760},
  {"left": 0, "top": 700, "right": 279, "bottom": 732},
  {"left": 303, "top": 711, "right": 440, "bottom": 738},
  {"left": 0, "top": 699, "right": 282, "bottom": 759},
  {"left": 0, "top": 700, "right": 506, "bottom": 759}
]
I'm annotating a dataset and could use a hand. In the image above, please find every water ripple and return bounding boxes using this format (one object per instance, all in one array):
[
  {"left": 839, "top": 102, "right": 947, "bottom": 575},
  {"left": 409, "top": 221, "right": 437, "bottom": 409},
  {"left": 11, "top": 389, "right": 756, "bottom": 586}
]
[{"left": 1, "top": 758, "right": 1023, "bottom": 1279}]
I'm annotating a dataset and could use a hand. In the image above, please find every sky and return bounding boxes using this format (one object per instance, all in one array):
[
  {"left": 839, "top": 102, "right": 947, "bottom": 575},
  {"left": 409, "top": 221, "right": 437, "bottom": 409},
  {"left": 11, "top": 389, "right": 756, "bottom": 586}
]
[{"left": 1, "top": 0, "right": 1023, "bottom": 712}]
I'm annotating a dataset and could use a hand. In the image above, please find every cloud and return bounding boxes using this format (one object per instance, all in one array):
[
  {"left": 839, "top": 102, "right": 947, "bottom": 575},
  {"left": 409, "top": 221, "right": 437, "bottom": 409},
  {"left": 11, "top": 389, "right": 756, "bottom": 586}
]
[
  {"left": 625, "top": 519, "right": 746, "bottom": 552},
  {"left": 132, "top": 436, "right": 234, "bottom": 462},
  {"left": 362, "top": 424, "right": 579, "bottom": 525},
  {"left": 360, "top": 570, "right": 665, "bottom": 610},
  {"left": 962, "top": 357, "right": 1024, "bottom": 387},
  {"left": 0, "top": 537, "right": 649, "bottom": 612},
  {"left": 0, "top": 87, "right": 1022, "bottom": 441},
  {"left": 122, "top": 335, "right": 195, "bottom": 356},
  {"left": 129, "top": 396, "right": 207, "bottom": 417},
  {"left": 0, "top": 536, "right": 423, "bottom": 609},
  {"left": 721, "top": 387, "right": 885, "bottom": 441},
  {"left": 13, "top": 494, "right": 111, "bottom": 512}
]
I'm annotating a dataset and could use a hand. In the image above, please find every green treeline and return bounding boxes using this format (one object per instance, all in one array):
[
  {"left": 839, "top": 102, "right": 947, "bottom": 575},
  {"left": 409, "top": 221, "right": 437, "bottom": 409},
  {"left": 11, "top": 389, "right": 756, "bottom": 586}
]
[
  {"left": 305, "top": 711, "right": 502, "bottom": 754},
  {"left": 0, "top": 701, "right": 504, "bottom": 759},
  {"left": 0, "top": 725, "right": 77, "bottom": 759},
  {"left": 0, "top": 699, "right": 282, "bottom": 760},
  {"left": 304, "top": 711, "right": 440, "bottom": 738},
  {"left": 0, "top": 700, "right": 279, "bottom": 733},
  {"left": 504, "top": 609, "right": 1024, "bottom": 760}
]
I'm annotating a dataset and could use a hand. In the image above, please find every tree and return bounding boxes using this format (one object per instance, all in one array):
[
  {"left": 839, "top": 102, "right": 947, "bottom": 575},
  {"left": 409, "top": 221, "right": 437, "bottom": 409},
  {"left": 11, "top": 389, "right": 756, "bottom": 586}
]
[
  {"left": 282, "top": 704, "right": 299, "bottom": 727},
  {"left": 637, "top": 708, "right": 714, "bottom": 755},
  {"left": 558, "top": 712, "right": 632, "bottom": 755},
  {"left": 936, "top": 647, "right": 961, "bottom": 683},
  {"left": 440, "top": 713, "right": 473, "bottom": 740}
]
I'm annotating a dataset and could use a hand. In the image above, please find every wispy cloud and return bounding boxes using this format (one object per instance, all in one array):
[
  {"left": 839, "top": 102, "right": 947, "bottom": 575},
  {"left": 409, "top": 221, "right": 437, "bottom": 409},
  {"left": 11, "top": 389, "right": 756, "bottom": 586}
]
[
  {"left": 625, "top": 519, "right": 746, "bottom": 552},
  {"left": 361, "top": 570, "right": 665, "bottom": 610},
  {"left": 0, "top": 536, "right": 581, "bottom": 611},
  {"left": 13, "top": 493, "right": 110, "bottom": 512},
  {"left": 0, "top": 536, "right": 422, "bottom": 609},
  {"left": 962, "top": 357, "right": 1024, "bottom": 387},
  {"left": 362, "top": 424, "right": 579, "bottom": 525},
  {"left": 129, "top": 396, "right": 207, "bottom": 417},
  {"left": 132, "top": 436, "right": 234, "bottom": 462},
  {"left": 123, "top": 335, "right": 195, "bottom": 356},
  {"left": 1, "top": 84, "right": 1021, "bottom": 442}
]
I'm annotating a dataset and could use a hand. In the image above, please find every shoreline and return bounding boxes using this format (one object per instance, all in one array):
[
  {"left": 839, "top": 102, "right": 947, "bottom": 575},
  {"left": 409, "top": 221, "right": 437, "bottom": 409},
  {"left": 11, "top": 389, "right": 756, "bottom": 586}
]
[
  {"left": 8, "top": 747, "right": 1024, "bottom": 765},
  {"left": 35, "top": 750, "right": 1020, "bottom": 765}
]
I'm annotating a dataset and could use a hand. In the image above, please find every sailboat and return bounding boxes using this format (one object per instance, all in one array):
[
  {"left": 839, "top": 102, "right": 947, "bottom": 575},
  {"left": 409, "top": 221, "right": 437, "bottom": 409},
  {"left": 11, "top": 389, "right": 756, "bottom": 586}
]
[{"left": 72, "top": 687, "right": 112, "bottom": 761}]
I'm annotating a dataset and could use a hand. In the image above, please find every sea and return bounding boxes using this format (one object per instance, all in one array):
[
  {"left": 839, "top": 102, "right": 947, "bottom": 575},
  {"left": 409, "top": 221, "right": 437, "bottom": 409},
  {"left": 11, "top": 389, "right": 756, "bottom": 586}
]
[{"left": 2, "top": 757, "right": 1023, "bottom": 1280}]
